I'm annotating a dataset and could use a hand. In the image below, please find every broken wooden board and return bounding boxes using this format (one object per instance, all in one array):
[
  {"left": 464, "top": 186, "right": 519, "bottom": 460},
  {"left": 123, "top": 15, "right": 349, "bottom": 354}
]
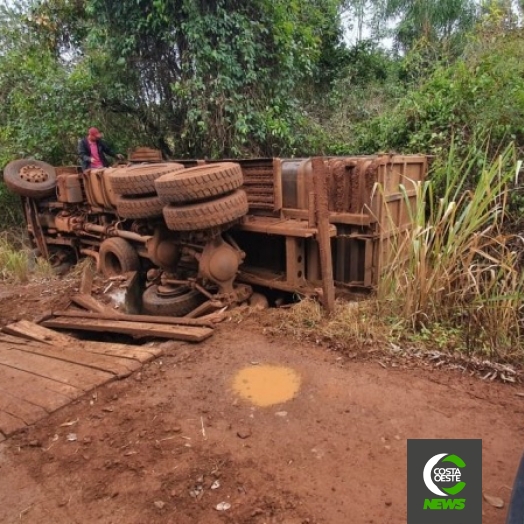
[
  {"left": 52, "top": 309, "right": 215, "bottom": 328},
  {"left": 0, "top": 323, "right": 167, "bottom": 437},
  {"left": 0, "top": 347, "right": 114, "bottom": 391},
  {"left": 43, "top": 317, "right": 213, "bottom": 342},
  {"left": 0, "top": 327, "right": 161, "bottom": 364},
  {"left": 0, "top": 361, "right": 82, "bottom": 402},
  {"left": 3, "top": 340, "right": 140, "bottom": 378},
  {"left": 3, "top": 319, "right": 74, "bottom": 346},
  {"left": 0, "top": 389, "right": 48, "bottom": 426},
  {"left": 71, "top": 294, "right": 120, "bottom": 315},
  {"left": 79, "top": 263, "right": 95, "bottom": 295}
]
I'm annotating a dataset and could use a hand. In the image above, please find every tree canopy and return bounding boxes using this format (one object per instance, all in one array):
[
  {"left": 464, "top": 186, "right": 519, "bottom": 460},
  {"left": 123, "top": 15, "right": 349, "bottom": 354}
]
[
  {"left": 0, "top": 0, "right": 348, "bottom": 165},
  {"left": 0, "top": 0, "right": 523, "bottom": 169}
]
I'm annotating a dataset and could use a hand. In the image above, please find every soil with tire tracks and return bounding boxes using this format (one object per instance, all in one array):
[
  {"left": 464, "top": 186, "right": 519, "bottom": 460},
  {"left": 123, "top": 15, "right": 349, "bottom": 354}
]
[{"left": 0, "top": 279, "right": 522, "bottom": 524}]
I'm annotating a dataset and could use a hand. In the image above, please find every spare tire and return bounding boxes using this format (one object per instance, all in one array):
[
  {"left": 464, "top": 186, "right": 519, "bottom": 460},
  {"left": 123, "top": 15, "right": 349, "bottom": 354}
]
[
  {"left": 116, "top": 195, "right": 164, "bottom": 219},
  {"left": 99, "top": 237, "right": 140, "bottom": 277},
  {"left": 163, "top": 189, "right": 248, "bottom": 231},
  {"left": 3, "top": 159, "right": 57, "bottom": 199},
  {"left": 155, "top": 162, "right": 243, "bottom": 204},
  {"left": 142, "top": 285, "right": 206, "bottom": 316},
  {"left": 109, "top": 163, "right": 185, "bottom": 196}
]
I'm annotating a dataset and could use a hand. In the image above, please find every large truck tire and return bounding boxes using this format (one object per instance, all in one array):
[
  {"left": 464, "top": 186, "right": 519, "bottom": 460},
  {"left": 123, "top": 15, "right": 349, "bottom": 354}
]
[
  {"left": 142, "top": 285, "right": 206, "bottom": 316},
  {"left": 3, "top": 159, "right": 57, "bottom": 199},
  {"left": 163, "top": 189, "right": 248, "bottom": 231},
  {"left": 109, "top": 163, "right": 185, "bottom": 196},
  {"left": 99, "top": 237, "right": 140, "bottom": 277},
  {"left": 155, "top": 162, "right": 243, "bottom": 204},
  {"left": 116, "top": 194, "right": 164, "bottom": 219}
]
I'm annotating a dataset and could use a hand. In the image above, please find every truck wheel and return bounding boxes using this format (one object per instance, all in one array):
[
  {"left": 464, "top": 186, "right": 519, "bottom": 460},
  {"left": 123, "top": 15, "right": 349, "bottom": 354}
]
[
  {"left": 142, "top": 285, "right": 205, "bottom": 316},
  {"left": 99, "top": 238, "right": 140, "bottom": 277},
  {"left": 155, "top": 162, "right": 243, "bottom": 204},
  {"left": 163, "top": 189, "right": 249, "bottom": 231},
  {"left": 116, "top": 195, "right": 164, "bottom": 219},
  {"left": 3, "top": 159, "right": 57, "bottom": 199},
  {"left": 109, "top": 163, "right": 185, "bottom": 196}
]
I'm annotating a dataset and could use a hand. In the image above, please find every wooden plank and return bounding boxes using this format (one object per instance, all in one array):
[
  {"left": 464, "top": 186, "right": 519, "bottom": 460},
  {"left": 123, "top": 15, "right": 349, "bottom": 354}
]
[
  {"left": 82, "top": 342, "right": 161, "bottom": 363},
  {"left": 51, "top": 310, "right": 215, "bottom": 328},
  {"left": 0, "top": 361, "right": 81, "bottom": 401},
  {"left": 79, "top": 264, "right": 95, "bottom": 295},
  {"left": 43, "top": 317, "right": 213, "bottom": 342},
  {"left": 0, "top": 410, "right": 26, "bottom": 436},
  {"left": 71, "top": 294, "right": 119, "bottom": 315},
  {"left": 0, "top": 364, "right": 80, "bottom": 412},
  {"left": 0, "top": 389, "right": 48, "bottom": 425},
  {"left": 3, "top": 320, "right": 75, "bottom": 346},
  {"left": 0, "top": 332, "right": 160, "bottom": 364},
  {"left": 0, "top": 347, "right": 113, "bottom": 391},
  {"left": 9, "top": 342, "right": 139, "bottom": 378},
  {"left": 0, "top": 333, "right": 31, "bottom": 345},
  {"left": 122, "top": 271, "right": 142, "bottom": 315},
  {"left": 197, "top": 311, "right": 227, "bottom": 324},
  {"left": 0, "top": 334, "right": 161, "bottom": 363},
  {"left": 185, "top": 301, "right": 221, "bottom": 319}
]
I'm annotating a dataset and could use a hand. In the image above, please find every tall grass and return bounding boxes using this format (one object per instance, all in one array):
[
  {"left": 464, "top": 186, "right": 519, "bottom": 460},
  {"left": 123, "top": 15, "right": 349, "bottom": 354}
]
[
  {"left": 0, "top": 234, "right": 53, "bottom": 283},
  {"left": 379, "top": 142, "right": 524, "bottom": 358},
  {"left": 0, "top": 182, "right": 24, "bottom": 230}
]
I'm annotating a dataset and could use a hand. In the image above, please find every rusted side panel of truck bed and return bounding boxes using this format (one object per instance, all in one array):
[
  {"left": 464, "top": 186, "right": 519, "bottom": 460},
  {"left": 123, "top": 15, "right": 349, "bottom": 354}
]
[{"left": 226, "top": 155, "right": 427, "bottom": 294}]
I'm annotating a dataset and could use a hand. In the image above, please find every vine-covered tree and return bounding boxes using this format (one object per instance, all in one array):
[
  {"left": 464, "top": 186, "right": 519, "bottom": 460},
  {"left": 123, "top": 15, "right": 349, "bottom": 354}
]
[
  {"left": 0, "top": 0, "right": 347, "bottom": 164},
  {"left": 3, "top": 0, "right": 346, "bottom": 160}
]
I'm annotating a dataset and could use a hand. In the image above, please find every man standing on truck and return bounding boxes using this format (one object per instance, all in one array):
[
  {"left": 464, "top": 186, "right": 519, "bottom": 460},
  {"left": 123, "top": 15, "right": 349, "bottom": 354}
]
[{"left": 78, "top": 127, "right": 124, "bottom": 172}]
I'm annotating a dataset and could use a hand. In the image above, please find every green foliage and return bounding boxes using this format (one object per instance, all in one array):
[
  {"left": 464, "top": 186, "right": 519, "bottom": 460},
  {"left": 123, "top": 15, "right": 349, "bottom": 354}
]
[
  {"left": 379, "top": 0, "right": 479, "bottom": 52},
  {"left": 318, "top": 41, "right": 408, "bottom": 155},
  {"left": 354, "top": 26, "right": 524, "bottom": 163},
  {"left": 76, "top": 0, "right": 346, "bottom": 157},
  {"left": 0, "top": 0, "right": 348, "bottom": 166},
  {"left": 379, "top": 143, "right": 524, "bottom": 357},
  {"left": 0, "top": 3, "right": 144, "bottom": 167}
]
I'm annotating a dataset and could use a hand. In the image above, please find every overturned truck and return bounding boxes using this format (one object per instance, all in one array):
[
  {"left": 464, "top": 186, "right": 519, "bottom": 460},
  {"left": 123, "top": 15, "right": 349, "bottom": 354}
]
[{"left": 3, "top": 152, "right": 428, "bottom": 316}]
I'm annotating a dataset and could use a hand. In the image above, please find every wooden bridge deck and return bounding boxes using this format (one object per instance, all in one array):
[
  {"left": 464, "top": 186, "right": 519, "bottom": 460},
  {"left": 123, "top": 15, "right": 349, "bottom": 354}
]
[{"left": 0, "top": 321, "right": 163, "bottom": 440}]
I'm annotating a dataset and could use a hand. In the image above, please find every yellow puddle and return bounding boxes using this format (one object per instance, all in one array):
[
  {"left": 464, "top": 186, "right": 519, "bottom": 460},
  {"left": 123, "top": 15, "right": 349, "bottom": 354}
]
[{"left": 232, "top": 365, "right": 301, "bottom": 407}]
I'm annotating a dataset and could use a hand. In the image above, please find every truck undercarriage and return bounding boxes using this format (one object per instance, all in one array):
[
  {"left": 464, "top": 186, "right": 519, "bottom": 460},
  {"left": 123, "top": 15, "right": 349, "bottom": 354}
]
[{"left": 3, "top": 151, "right": 428, "bottom": 316}]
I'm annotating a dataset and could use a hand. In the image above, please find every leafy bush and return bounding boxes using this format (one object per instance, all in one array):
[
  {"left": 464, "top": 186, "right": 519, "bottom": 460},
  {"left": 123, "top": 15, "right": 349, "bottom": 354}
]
[{"left": 355, "top": 27, "right": 524, "bottom": 161}]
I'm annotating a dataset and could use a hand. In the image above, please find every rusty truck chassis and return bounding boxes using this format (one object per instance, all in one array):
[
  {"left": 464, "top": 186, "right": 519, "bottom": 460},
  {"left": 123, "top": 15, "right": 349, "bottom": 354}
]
[{"left": 17, "top": 153, "right": 427, "bottom": 314}]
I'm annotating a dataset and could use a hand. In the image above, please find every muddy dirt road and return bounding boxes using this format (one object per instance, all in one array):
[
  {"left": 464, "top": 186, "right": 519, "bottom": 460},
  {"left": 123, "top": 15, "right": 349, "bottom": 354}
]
[{"left": 0, "top": 282, "right": 522, "bottom": 523}]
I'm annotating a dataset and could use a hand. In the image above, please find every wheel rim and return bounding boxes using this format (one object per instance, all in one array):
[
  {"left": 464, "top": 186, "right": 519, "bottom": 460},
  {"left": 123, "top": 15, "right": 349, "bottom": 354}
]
[{"left": 19, "top": 165, "right": 49, "bottom": 184}]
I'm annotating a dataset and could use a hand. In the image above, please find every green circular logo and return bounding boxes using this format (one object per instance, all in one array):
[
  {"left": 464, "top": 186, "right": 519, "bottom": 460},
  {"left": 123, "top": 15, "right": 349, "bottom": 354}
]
[{"left": 423, "top": 454, "right": 466, "bottom": 496}]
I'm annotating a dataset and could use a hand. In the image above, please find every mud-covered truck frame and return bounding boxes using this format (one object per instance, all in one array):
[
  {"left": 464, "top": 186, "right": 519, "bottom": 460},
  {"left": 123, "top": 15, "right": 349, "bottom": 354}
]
[{"left": 3, "top": 151, "right": 428, "bottom": 316}]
